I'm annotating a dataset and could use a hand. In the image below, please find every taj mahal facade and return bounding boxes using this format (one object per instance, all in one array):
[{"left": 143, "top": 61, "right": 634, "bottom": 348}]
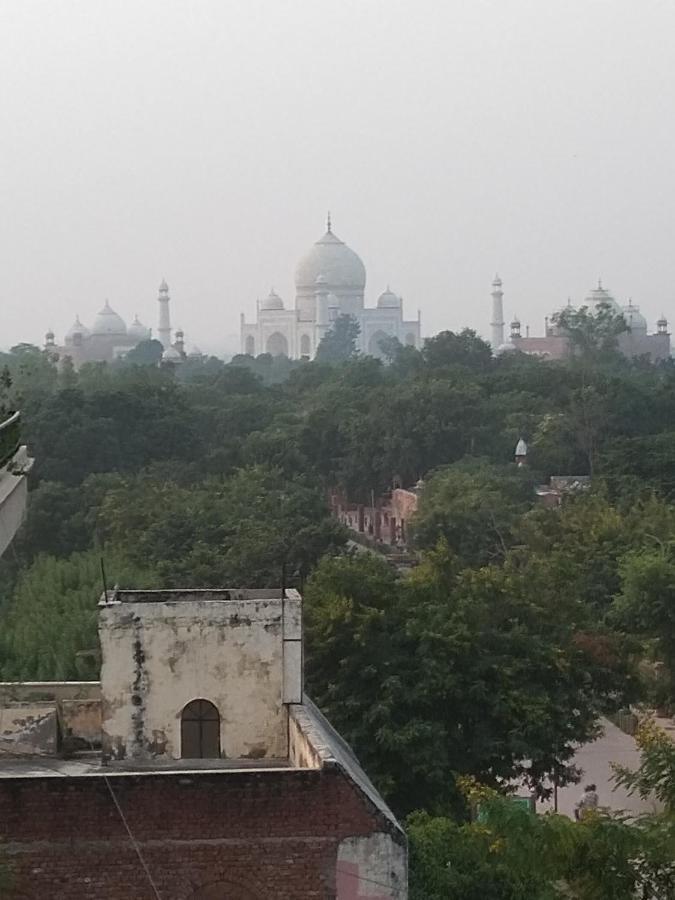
[{"left": 240, "top": 217, "right": 421, "bottom": 359}]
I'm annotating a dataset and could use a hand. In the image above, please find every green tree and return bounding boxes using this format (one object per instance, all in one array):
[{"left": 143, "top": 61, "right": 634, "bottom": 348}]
[
  {"left": 411, "top": 459, "right": 536, "bottom": 565},
  {"left": 124, "top": 338, "right": 164, "bottom": 366},
  {"left": 305, "top": 548, "right": 631, "bottom": 815},
  {"left": 422, "top": 328, "right": 493, "bottom": 371},
  {"left": 552, "top": 300, "right": 628, "bottom": 363},
  {"left": 315, "top": 314, "right": 360, "bottom": 363},
  {"left": 0, "top": 549, "right": 158, "bottom": 681}
]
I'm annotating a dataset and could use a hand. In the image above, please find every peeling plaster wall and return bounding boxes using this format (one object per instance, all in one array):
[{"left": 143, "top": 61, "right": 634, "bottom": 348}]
[
  {"left": 100, "top": 596, "right": 301, "bottom": 762},
  {"left": 0, "top": 703, "right": 58, "bottom": 756},
  {"left": 60, "top": 699, "right": 102, "bottom": 745},
  {"left": 0, "top": 682, "right": 100, "bottom": 704},
  {"left": 337, "top": 833, "right": 407, "bottom": 900}
]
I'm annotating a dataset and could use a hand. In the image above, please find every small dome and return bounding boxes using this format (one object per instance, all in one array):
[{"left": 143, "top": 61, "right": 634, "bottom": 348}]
[
  {"left": 315, "top": 274, "right": 328, "bottom": 286},
  {"left": 92, "top": 301, "right": 126, "bottom": 336},
  {"left": 159, "top": 279, "right": 169, "bottom": 293},
  {"left": 66, "top": 315, "right": 90, "bottom": 340},
  {"left": 326, "top": 292, "right": 340, "bottom": 308},
  {"left": 261, "top": 289, "right": 284, "bottom": 311},
  {"left": 492, "top": 274, "right": 502, "bottom": 288},
  {"left": 496, "top": 340, "right": 517, "bottom": 354},
  {"left": 622, "top": 301, "right": 647, "bottom": 333},
  {"left": 295, "top": 221, "right": 366, "bottom": 293},
  {"left": 128, "top": 315, "right": 151, "bottom": 342},
  {"left": 377, "top": 287, "right": 401, "bottom": 309},
  {"left": 187, "top": 345, "right": 203, "bottom": 358}
]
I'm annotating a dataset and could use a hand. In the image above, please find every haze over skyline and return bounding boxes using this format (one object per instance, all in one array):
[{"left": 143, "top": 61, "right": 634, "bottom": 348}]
[{"left": 2, "top": 0, "right": 675, "bottom": 354}]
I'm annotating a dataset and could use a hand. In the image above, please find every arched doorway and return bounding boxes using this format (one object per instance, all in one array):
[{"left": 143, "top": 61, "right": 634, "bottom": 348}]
[
  {"left": 245, "top": 335, "right": 255, "bottom": 356},
  {"left": 300, "top": 333, "right": 311, "bottom": 357},
  {"left": 266, "top": 331, "right": 288, "bottom": 356},
  {"left": 181, "top": 699, "right": 221, "bottom": 759},
  {"left": 368, "top": 330, "right": 389, "bottom": 359}
]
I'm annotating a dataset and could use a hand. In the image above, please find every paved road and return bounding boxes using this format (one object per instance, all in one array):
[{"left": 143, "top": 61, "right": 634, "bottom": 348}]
[{"left": 536, "top": 717, "right": 661, "bottom": 818}]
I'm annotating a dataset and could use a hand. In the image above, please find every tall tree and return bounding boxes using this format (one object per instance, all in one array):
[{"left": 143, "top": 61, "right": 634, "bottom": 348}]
[{"left": 315, "top": 314, "right": 360, "bottom": 363}]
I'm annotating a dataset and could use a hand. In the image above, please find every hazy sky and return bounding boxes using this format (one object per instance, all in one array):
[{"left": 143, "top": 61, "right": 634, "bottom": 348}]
[{"left": 2, "top": 0, "right": 675, "bottom": 354}]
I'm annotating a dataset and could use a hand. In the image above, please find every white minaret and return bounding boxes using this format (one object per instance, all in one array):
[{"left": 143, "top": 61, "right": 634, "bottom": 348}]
[
  {"left": 490, "top": 275, "right": 505, "bottom": 351},
  {"left": 157, "top": 279, "right": 172, "bottom": 350}
]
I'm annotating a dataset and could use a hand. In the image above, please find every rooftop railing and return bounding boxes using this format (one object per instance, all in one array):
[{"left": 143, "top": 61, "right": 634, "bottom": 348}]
[{"left": 0, "top": 411, "right": 20, "bottom": 470}]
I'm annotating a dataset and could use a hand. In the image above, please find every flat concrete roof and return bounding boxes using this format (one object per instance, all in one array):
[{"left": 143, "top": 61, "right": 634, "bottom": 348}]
[
  {"left": 0, "top": 756, "right": 293, "bottom": 779},
  {"left": 100, "top": 588, "right": 301, "bottom": 605}
]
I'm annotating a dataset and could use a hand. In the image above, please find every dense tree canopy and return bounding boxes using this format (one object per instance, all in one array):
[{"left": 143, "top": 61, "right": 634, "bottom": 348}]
[{"left": 2, "top": 312, "right": 675, "bottom": 887}]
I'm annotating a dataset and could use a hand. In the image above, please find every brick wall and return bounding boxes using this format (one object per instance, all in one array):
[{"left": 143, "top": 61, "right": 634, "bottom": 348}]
[{"left": 0, "top": 767, "right": 400, "bottom": 899}]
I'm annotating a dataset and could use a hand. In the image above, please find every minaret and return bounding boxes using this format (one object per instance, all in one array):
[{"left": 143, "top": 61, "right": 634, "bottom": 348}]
[
  {"left": 491, "top": 275, "right": 505, "bottom": 350},
  {"left": 157, "top": 279, "right": 171, "bottom": 350}
]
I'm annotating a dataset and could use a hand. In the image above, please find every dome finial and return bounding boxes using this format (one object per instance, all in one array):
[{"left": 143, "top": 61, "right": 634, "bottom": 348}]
[{"left": 326, "top": 211, "right": 332, "bottom": 233}]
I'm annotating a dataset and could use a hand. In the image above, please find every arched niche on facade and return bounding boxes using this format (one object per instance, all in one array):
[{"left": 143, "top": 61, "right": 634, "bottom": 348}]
[
  {"left": 244, "top": 335, "right": 255, "bottom": 356},
  {"left": 180, "top": 699, "right": 221, "bottom": 759},
  {"left": 266, "top": 331, "right": 289, "bottom": 357},
  {"left": 300, "top": 333, "right": 311, "bottom": 356}
]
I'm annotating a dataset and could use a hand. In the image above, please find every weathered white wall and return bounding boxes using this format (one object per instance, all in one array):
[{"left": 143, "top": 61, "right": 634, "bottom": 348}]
[
  {"left": 0, "top": 702, "right": 58, "bottom": 756},
  {"left": 337, "top": 833, "right": 407, "bottom": 900},
  {"left": 99, "top": 592, "right": 302, "bottom": 762}
]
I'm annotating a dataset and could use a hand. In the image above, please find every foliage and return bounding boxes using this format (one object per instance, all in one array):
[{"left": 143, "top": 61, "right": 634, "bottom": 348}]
[
  {"left": 124, "top": 338, "right": 164, "bottom": 366},
  {"left": 0, "top": 549, "right": 158, "bottom": 681},
  {"left": 408, "top": 799, "right": 675, "bottom": 900},
  {"left": 422, "top": 328, "right": 493, "bottom": 371},
  {"left": 314, "top": 314, "right": 360, "bottom": 363},
  {"left": 552, "top": 300, "right": 629, "bottom": 363},
  {"left": 305, "top": 548, "right": 632, "bottom": 814},
  {"left": 98, "top": 466, "right": 346, "bottom": 588},
  {"left": 613, "top": 719, "right": 675, "bottom": 813},
  {"left": 411, "top": 458, "right": 537, "bottom": 564}
]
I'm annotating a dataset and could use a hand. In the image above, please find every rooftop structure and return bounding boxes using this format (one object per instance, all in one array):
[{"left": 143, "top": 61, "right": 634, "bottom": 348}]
[{"left": 0, "top": 587, "right": 406, "bottom": 898}]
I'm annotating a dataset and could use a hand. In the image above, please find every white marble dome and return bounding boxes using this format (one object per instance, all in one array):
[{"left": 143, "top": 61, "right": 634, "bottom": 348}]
[
  {"left": 261, "top": 289, "right": 284, "bottom": 311},
  {"left": 295, "top": 225, "right": 366, "bottom": 292},
  {"left": 622, "top": 302, "right": 647, "bottom": 333},
  {"left": 92, "top": 301, "right": 127, "bottom": 336},
  {"left": 584, "top": 282, "right": 621, "bottom": 314},
  {"left": 128, "top": 315, "right": 151, "bottom": 342},
  {"left": 377, "top": 287, "right": 401, "bottom": 309},
  {"left": 66, "top": 315, "right": 90, "bottom": 340}
]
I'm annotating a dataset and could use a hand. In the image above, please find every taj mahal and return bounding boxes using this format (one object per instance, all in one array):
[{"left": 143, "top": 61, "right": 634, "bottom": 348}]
[{"left": 240, "top": 216, "right": 421, "bottom": 359}]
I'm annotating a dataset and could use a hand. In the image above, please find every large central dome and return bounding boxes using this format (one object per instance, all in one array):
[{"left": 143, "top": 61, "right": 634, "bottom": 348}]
[
  {"left": 92, "top": 300, "right": 127, "bottom": 336},
  {"left": 295, "top": 221, "right": 366, "bottom": 292}
]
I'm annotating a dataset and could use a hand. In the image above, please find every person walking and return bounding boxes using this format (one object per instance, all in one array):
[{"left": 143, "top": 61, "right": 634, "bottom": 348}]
[{"left": 574, "top": 784, "right": 599, "bottom": 820}]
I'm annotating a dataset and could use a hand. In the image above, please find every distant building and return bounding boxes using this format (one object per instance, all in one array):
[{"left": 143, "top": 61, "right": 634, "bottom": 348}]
[
  {"left": 492, "top": 278, "right": 670, "bottom": 362},
  {"left": 0, "top": 587, "right": 407, "bottom": 898},
  {"left": 240, "top": 215, "right": 422, "bottom": 359},
  {"left": 45, "top": 281, "right": 191, "bottom": 368}
]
